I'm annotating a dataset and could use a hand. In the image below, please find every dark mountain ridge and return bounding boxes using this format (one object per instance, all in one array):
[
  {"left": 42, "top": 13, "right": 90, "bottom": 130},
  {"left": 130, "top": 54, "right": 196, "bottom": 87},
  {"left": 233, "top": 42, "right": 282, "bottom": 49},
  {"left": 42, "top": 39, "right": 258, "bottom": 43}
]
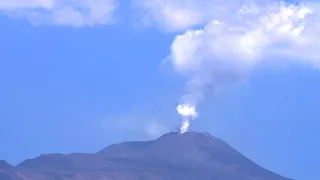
[
  {"left": 0, "top": 131, "right": 292, "bottom": 180},
  {"left": 0, "top": 160, "right": 12, "bottom": 170}
]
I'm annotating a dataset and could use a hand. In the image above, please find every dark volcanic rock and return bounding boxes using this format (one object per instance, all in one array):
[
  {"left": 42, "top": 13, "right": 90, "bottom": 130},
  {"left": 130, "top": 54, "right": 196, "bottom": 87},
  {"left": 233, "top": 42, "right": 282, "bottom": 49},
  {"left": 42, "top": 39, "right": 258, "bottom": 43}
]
[{"left": 1, "top": 132, "right": 292, "bottom": 180}]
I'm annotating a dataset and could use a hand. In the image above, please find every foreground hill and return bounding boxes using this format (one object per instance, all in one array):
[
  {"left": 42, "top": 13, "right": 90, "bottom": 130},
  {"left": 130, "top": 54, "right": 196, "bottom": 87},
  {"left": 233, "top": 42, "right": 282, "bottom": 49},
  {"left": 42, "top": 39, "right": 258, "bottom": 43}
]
[{"left": 0, "top": 132, "right": 292, "bottom": 180}]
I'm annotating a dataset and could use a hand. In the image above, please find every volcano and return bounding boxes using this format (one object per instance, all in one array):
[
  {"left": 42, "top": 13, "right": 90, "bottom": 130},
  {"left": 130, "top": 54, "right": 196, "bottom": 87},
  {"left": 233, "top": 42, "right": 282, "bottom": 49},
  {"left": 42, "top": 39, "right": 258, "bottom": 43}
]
[{"left": 0, "top": 132, "right": 292, "bottom": 180}]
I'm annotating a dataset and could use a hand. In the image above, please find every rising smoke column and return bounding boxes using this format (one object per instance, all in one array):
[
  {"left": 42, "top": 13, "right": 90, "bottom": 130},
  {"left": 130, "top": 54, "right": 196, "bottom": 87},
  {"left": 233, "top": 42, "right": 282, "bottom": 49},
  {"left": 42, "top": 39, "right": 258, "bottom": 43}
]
[
  {"left": 170, "top": 2, "right": 320, "bottom": 133},
  {"left": 176, "top": 104, "right": 197, "bottom": 133}
]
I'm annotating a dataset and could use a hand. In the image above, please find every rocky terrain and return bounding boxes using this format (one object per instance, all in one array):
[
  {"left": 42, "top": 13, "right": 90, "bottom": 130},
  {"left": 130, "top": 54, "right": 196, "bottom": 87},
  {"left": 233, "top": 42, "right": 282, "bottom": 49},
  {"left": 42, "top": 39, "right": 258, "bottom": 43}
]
[{"left": 0, "top": 131, "right": 292, "bottom": 180}]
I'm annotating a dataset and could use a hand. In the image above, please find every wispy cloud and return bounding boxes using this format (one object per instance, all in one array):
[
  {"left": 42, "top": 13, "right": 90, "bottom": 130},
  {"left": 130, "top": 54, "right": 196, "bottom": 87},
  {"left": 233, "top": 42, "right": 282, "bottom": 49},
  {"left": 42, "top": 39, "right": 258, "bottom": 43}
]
[
  {"left": 132, "top": 0, "right": 257, "bottom": 32},
  {"left": 0, "top": 0, "right": 119, "bottom": 26},
  {"left": 103, "top": 110, "right": 170, "bottom": 139},
  {"left": 145, "top": 121, "right": 169, "bottom": 138}
]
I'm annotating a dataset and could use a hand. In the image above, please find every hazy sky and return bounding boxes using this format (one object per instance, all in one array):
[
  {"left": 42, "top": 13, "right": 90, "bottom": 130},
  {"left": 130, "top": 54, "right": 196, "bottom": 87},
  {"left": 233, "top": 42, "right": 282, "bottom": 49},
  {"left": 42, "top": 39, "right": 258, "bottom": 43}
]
[{"left": 0, "top": 0, "right": 319, "bottom": 179}]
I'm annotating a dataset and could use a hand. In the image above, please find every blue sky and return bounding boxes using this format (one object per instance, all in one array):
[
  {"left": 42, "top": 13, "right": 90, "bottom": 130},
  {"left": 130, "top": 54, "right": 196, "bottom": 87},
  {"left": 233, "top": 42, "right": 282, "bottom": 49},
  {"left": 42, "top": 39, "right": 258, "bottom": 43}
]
[{"left": 0, "top": 0, "right": 319, "bottom": 180}]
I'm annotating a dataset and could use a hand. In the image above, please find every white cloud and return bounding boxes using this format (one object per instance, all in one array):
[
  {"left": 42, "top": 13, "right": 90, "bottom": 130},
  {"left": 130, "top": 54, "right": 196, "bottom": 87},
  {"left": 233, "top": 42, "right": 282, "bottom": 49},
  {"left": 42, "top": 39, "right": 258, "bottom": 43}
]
[
  {"left": 132, "top": 0, "right": 266, "bottom": 32},
  {"left": 164, "top": 1, "right": 320, "bottom": 105},
  {"left": 0, "top": 0, "right": 118, "bottom": 26}
]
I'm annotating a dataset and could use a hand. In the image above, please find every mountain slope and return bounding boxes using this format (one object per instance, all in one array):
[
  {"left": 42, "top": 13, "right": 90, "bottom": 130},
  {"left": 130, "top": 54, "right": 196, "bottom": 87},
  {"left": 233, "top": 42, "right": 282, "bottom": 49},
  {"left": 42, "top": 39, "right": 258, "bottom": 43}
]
[
  {"left": 1, "top": 132, "right": 292, "bottom": 180},
  {"left": 0, "top": 160, "right": 12, "bottom": 170}
]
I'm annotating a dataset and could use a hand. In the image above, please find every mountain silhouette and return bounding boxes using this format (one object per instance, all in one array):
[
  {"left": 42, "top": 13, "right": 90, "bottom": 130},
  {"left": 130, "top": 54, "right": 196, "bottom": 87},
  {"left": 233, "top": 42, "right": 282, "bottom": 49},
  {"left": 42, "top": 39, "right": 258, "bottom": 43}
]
[
  {"left": 0, "top": 160, "right": 12, "bottom": 170},
  {"left": 0, "top": 132, "right": 292, "bottom": 180}
]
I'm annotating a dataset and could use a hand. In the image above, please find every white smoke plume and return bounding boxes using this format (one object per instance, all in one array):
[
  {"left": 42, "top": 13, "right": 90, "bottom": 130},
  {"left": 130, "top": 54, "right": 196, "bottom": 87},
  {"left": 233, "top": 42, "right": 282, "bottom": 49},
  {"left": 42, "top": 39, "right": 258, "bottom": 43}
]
[
  {"left": 157, "top": 1, "right": 320, "bottom": 133},
  {"left": 176, "top": 104, "right": 198, "bottom": 133}
]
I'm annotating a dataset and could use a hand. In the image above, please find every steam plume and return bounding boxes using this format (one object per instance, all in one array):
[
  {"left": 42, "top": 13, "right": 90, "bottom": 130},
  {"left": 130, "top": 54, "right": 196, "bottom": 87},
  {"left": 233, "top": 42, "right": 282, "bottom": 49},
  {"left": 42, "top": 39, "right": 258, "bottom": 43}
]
[
  {"left": 170, "top": 1, "right": 320, "bottom": 133},
  {"left": 176, "top": 104, "right": 198, "bottom": 133}
]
